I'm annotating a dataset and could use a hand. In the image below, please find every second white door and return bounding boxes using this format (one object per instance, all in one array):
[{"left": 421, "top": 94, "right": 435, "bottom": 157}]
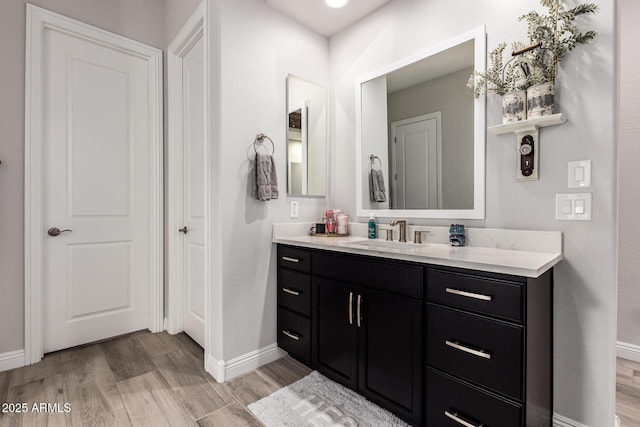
[{"left": 181, "top": 36, "right": 206, "bottom": 347}]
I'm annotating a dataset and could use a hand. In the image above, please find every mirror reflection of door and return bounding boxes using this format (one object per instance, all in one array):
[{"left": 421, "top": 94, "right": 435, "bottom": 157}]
[
  {"left": 391, "top": 113, "right": 441, "bottom": 209},
  {"left": 286, "top": 74, "right": 327, "bottom": 196},
  {"left": 288, "top": 104, "right": 306, "bottom": 195}
]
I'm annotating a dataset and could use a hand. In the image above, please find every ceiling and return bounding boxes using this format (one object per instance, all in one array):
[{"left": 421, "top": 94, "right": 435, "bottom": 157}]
[{"left": 264, "top": 0, "right": 392, "bottom": 37}]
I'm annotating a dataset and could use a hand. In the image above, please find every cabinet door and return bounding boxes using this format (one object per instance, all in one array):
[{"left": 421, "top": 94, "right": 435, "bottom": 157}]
[
  {"left": 312, "top": 277, "right": 358, "bottom": 389},
  {"left": 358, "top": 288, "right": 423, "bottom": 425}
]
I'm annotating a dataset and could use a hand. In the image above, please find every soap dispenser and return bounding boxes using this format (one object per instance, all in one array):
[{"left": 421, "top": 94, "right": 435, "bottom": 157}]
[{"left": 368, "top": 213, "right": 377, "bottom": 239}]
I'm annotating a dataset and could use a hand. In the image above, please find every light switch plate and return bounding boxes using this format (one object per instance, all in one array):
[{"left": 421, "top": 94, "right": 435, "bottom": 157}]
[
  {"left": 290, "top": 201, "right": 299, "bottom": 218},
  {"left": 556, "top": 193, "right": 592, "bottom": 220},
  {"left": 568, "top": 160, "right": 591, "bottom": 188}
]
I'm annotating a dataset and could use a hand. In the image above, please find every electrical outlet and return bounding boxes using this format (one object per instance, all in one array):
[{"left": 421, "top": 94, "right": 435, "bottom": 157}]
[{"left": 290, "top": 201, "right": 299, "bottom": 218}]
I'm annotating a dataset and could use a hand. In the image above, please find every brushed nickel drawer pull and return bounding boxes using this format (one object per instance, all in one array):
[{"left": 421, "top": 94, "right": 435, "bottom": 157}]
[
  {"left": 282, "top": 287, "right": 300, "bottom": 296},
  {"left": 445, "top": 340, "right": 492, "bottom": 359},
  {"left": 281, "top": 256, "right": 300, "bottom": 263},
  {"left": 356, "top": 294, "right": 362, "bottom": 328},
  {"left": 282, "top": 330, "right": 300, "bottom": 341},
  {"left": 445, "top": 287, "right": 492, "bottom": 301},
  {"left": 444, "top": 410, "right": 481, "bottom": 427},
  {"left": 349, "top": 292, "right": 354, "bottom": 325}
]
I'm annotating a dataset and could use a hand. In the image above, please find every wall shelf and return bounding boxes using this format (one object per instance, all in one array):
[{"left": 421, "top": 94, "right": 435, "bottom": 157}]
[
  {"left": 487, "top": 113, "right": 566, "bottom": 182},
  {"left": 487, "top": 113, "right": 567, "bottom": 135}
]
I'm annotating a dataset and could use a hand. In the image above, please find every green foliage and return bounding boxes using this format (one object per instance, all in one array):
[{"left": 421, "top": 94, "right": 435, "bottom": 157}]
[
  {"left": 467, "top": 42, "right": 531, "bottom": 96},
  {"left": 520, "top": 0, "right": 598, "bottom": 84},
  {"left": 469, "top": 0, "right": 597, "bottom": 97}
]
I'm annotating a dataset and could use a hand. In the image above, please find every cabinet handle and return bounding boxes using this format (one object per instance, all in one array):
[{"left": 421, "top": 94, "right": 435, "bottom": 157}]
[
  {"left": 356, "top": 294, "right": 362, "bottom": 328},
  {"left": 445, "top": 287, "right": 492, "bottom": 301},
  {"left": 282, "top": 287, "right": 300, "bottom": 296},
  {"left": 281, "top": 256, "right": 300, "bottom": 263},
  {"left": 349, "top": 292, "right": 354, "bottom": 325},
  {"left": 282, "top": 329, "right": 300, "bottom": 341},
  {"left": 445, "top": 340, "right": 492, "bottom": 360},
  {"left": 444, "top": 410, "right": 481, "bottom": 427}
]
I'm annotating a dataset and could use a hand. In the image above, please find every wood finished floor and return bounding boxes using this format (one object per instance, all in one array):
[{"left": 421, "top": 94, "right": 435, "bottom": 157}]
[
  {"left": 617, "top": 357, "right": 640, "bottom": 426},
  {"left": 0, "top": 331, "right": 310, "bottom": 426}
]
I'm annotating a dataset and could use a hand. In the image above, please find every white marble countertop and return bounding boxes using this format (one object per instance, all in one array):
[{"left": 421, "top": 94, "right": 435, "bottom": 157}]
[{"left": 273, "top": 223, "right": 563, "bottom": 278}]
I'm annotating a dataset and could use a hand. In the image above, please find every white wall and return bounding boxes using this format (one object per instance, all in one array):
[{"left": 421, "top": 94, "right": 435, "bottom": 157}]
[
  {"left": 0, "top": 0, "right": 165, "bottom": 355},
  {"left": 618, "top": 0, "right": 640, "bottom": 348},
  {"left": 329, "top": 0, "right": 617, "bottom": 425},
  {"left": 165, "top": 0, "right": 202, "bottom": 45},
  {"left": 208, "top": 0, "right": 330, "bottom": 362},
  {"left": 361, "top": 76, "right": 390, "bottom": 210}
]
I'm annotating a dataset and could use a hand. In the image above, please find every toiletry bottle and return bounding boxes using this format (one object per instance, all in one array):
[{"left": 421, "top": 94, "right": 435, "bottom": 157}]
[{"left": 368, "top": 213, "right": 377, "bottom": 239}]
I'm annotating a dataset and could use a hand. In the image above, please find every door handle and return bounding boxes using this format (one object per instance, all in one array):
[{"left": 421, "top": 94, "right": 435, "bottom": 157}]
[
  {"left": 445, "top": 287, "right": 492, "bottom": 301},
  {"left": 282, "top": 330, "right": 300, "bottom": 341},
  {"left": 47, "top": 227, "right": 72, "bottom": 237},
  {"left": 444, "top": 410, "right": 482, "bottom": 427},
  {"left": 445, "top": 340, "right": 492, "bottom": 360},
  {"left": 178, "top": 226, "right": 188, "bottom": 234},
  {"left": 356, "top": 294, "right": 362, "bottom": 328},
  {"left": 348, "top": 292, "right": 354, "bottom": 325}
]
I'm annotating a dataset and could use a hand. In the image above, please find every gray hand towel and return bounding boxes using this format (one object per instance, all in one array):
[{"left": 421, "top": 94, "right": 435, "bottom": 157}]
[
  {"left": 370, "top": 168, "right": 386, "bottom": 202},
  {"left": 255, "top": 153, "right": 278, "bottom": 201}
]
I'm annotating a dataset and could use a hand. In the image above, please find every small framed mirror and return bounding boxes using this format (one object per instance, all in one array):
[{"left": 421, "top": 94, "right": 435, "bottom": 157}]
[
  {"left": 286, "top": 74, "right": 328, "bottom": 197},
  {"left": 355, "top": 26, "right": 486, "bottom": 219}
]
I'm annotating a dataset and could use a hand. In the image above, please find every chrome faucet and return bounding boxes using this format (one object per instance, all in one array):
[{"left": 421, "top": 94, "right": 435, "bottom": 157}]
[{"left": 389, "top": 219, "right": 407, "bottom": 242}]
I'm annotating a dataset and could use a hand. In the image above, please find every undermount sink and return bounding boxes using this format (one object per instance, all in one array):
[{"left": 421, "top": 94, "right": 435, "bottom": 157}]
[{"left": 347, "top": 239, "right": 421, "bottom": 250}]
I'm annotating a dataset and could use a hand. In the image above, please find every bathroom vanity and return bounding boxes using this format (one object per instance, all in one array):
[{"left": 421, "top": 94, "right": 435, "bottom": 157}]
[{"left": 273, "top": 228, "right": 561, "bottom": 427}]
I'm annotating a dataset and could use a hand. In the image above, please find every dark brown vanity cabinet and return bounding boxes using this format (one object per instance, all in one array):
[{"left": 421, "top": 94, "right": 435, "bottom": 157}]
[
  {"left": 275, "top": 244, "right": 553, "bottom": 427},
  {"left": 312, "top": 252, "right": 424, "bottom": 426},
  {"left": 276, "top": 246, "right": 313, "bottom": 366},
  {"left": 426, "top": 267, "right": 553, "bottom": 427}
]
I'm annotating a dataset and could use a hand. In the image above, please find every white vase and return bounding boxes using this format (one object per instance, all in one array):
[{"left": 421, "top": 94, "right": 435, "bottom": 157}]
[
  {"left": 527, "top": 82, "right": 554, "bottom": 118},
  {"left": 502, "top": 90, "right": 527, "bottom": 124}
]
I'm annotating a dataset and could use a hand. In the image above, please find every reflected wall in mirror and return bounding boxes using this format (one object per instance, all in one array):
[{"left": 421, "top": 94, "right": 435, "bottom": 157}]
[
  {"left": 286, "top": 74, "right": 327, "bottom": 196},
  {"left": 356, "top": 26, "right": 486, "bottom": 219}
]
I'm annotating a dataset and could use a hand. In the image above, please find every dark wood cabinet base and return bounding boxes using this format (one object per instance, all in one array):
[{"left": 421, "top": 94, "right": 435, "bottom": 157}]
[{"left": 276, "top": 244, "right": 553, "bottom": 427}]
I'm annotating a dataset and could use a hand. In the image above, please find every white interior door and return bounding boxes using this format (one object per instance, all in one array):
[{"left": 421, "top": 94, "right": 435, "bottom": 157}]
[
  {"left": 181, "top": 36, "right": 206, "bottom": 347},
  {"left": 39, "top": 14, "right": 161, "bottom": 353},
  {"left": 391, "top": 113, "right": 441, "bottom": 209}
]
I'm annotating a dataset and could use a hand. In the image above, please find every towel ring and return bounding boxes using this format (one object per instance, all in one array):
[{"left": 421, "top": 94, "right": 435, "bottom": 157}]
[
  {"left": 254, "top": 133, "right": 275, "bottom": 155},
  {"left": 369, "top": 154, "right": 382, "bottom": 170}
]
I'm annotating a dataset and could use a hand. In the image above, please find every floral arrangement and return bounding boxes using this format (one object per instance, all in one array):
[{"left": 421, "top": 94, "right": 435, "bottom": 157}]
[{"left": 468, "top": 0, "right": 598, "bottom": 97}]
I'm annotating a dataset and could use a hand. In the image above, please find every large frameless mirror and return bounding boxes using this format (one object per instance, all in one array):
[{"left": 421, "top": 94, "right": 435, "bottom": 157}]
[
  {"left": 286, "top": 74, "right": 327, "bottom": 197},
  {"left": 355, "top": 26, "right": 486, "bottom": 219}
]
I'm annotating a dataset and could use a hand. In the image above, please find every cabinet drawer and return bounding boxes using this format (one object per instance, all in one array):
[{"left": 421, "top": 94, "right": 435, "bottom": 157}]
[
  {"left": 277, "top": 308, "right": 311, "bottom": 366},
  {"left": 313, "top": 252, "right": 423, "bottom": 298},
  {"left": 427, "top": 304, "right": 523, "bottom": 400},
  {"left": 278, "top": 269, "right": 311, "bottom": 316},
  {"left": 278, "top": 246, "right": 311, "bottom": 273},
  {"left": 426, "top": 368, "right": 522, "bottom": 427},
  {"left": 427, "top": 269, "right": 523, "bottom": 322}
]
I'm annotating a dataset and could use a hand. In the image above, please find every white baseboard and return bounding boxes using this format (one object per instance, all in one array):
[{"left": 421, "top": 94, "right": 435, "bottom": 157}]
[
  {"left": 206, "top": 353, "right": 227, "bottom": 383},
  {"left": 617, "top": 341, "right": 640, "bottom": 363},
  {"left": 206, "top": 343, "right": 287, "bottom": 383},
  {"left": 553, "top": 413, "right": 589, "bottom": 427},
  {"left": 0, "top": 349, "right": 25, "bottom": 372}
]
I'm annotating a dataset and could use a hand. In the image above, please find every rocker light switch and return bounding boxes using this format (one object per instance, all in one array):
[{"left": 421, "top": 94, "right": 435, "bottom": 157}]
[
  {"left": 568, "top": 160, "right": 591, "bottom": 188},
  {"left": 556, "top": 193, "right": 592, "bottom": 220}
]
